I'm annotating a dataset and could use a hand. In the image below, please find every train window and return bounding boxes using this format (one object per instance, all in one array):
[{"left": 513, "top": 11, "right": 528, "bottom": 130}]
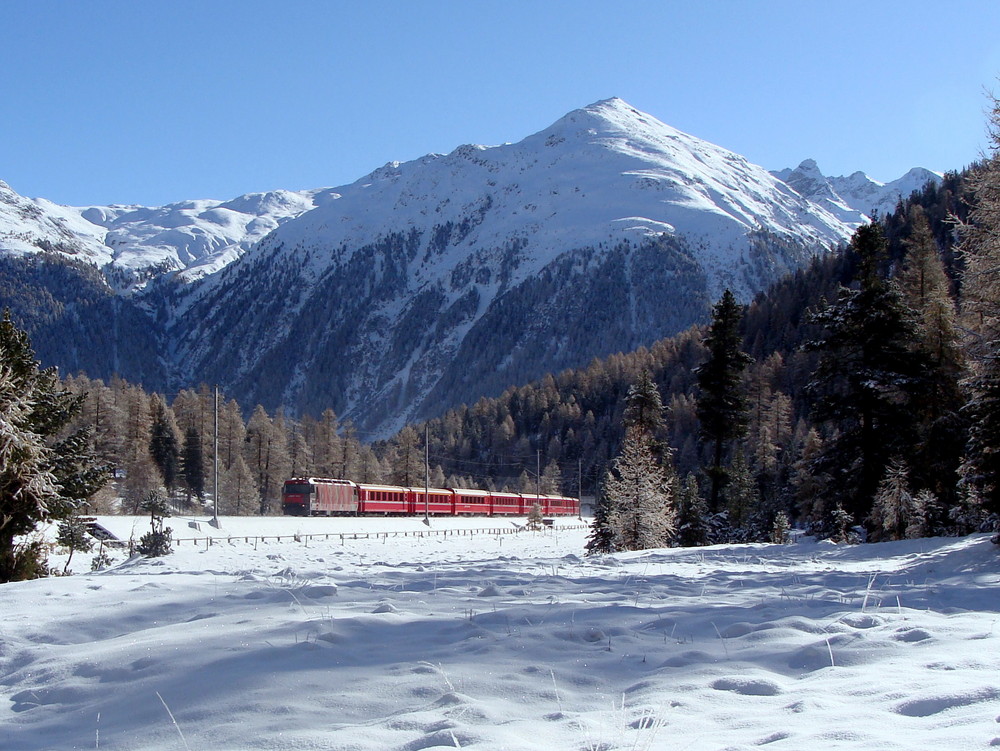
[{"left": 285, "top": 483, "right": 312, "bottom": 494}]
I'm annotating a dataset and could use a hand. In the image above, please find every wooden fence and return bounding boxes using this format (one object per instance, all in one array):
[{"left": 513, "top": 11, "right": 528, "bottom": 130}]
[{"left": 170, "top": 524, "right": 589, "bottom": 549}]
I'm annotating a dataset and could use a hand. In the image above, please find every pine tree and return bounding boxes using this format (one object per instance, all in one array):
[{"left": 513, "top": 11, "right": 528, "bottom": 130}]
[
  {"left": 696, "top": 289, "right": 752, "bottom": 510},
  {"left": 791, "top": 427, "right": 827, "bottom": 529},
  {"left": 136, "top": 491, "right": 172, "bottom": 557},
  {"left": 806, "top": 222, "right": 929, "bottom": 527},
  {"left": 244, "top": 405, "right": 291, "bottom": 514},
  {"left": 963, "top": 353, "right": 1000, "bottom": 514},
  {"left": 388, "top": 426, "right": 423, "bottom": 487},
  {"left": 181, "top": 426, "right": 205, "bottom": 506},
  {"left": 56, "top": 515, "right": 93, "bottom": 574},
  {"left": 148, "top": 398, "right": 180, "bottom": 493},
  {"left": 828, "top": 502, "right": 858, "bottom": 544},
  {"left": 675, "top": 473, "right": 709, "bottom": 547},
  {"left": 907, "top": 490, "right": 935, "bottom": 540},
  {"left": 540, "top": 459, "right": 562, "bottom": 495},
  {"left": 959, "top": 93, "right": 1000, "bottom": 348},
  {"left": 585, "top": 479, "right": 616, "bottom": 555},
  {"left": 624, "top": 369, "right": 666, "bottom": 437},
  {"left": 0, "top": 311, "right": 107, "bottom": 582},
  {"left": 723, "top": 449, "right": 761, "bottom": 539}
]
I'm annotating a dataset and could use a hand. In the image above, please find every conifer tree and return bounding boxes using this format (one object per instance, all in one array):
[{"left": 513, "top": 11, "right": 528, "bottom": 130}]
[
  {"left": 675, "top": 473, "right": 709, "bottom": 547},
  {"left": 696, "top": 289, "right": 752, "bottom": 510},
  {"left": 624, "top": 369, "right": 666, "bottom": 437},
  {"left": 828, "top": 502, "right": 858, "bottom": 544},
  {"left": 962, "top": 356, "right": 1000, "bottom": 514},
  {"left": 868, "top": 460, "right": 912, "bottom": 541},
  {"left": 770, "top": 511, "right": 791, "bottom": 545},
  {"left": 604, "top": 427, "right": 675, "bottom": 551},
  {"left": 219, "top": 453, "right": 257, "bottom": 515},
  {"left": 540, "top": 459, "right": 562, "bottom": 495},
  {"left": 148, "top": 398, "right": 180, "bottom": 493},
  {"left": 244, "top": 405, "right": 291, "bottom": 514},
  {"left": 898, "top": 206, "right": 966, "bottom": 506},
  {"left": 723, "top": 449, "right": 761, "bottom": 538},
  {"left": 585, "top": 480, "right": 616, "bottom": 555},
  {"left": 56, "top": 516, "right": 93, "bottom": 574},
  {"left": 136, "top": 491, "right": 172, "bottom": 557},
  {"left": 181, "top": 426, "right": 205, "bottom": 505},
  {"left": 806, "top": 222, "right": 929, "bottom": 527},
  {"left": 389, "top": 426, "right": 423, "bottom": 487},
  {"left": 526, "top": 502, "right": 544, "bottom": 530},
  {"left": 959, "top": 92, "right": 1000, "bottom": 515},
  {"left": 0, "top": 311, "right": 107, "bottom": 581}
]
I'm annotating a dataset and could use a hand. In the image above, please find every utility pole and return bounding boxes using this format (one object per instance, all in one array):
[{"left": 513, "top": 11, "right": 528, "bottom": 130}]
[
  {"left": 423, "top": 424, "right": 430, "bottom": 526},
  {"left": 536, "top": 449, "right": 541, "bottom": 510},
  {"left": 212, "top": 384, "right": 219, "bottom": 528}
]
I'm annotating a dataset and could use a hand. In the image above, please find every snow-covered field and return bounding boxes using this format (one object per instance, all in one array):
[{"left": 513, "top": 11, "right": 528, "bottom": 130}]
[{"left": 4, "top": 516, "right": 1000, "bottom": 750}]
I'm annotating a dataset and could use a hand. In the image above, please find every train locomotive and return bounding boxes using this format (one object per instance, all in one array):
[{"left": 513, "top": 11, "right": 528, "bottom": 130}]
[{"left": 281, "top": 477, "right": 580, "bottom": 517}]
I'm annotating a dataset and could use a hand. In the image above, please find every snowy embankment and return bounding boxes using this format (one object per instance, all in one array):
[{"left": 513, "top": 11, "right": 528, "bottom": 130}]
[{"left": 3, "top": 518, "right": 1000, "bottom": 750}]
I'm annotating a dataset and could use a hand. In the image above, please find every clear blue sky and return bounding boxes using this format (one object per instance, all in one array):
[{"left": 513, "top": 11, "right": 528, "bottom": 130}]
[{"left": 2, "top": 0, "right": 999, "bottom": 207}]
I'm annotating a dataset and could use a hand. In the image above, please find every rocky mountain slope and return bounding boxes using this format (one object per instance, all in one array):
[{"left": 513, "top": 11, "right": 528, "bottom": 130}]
[
  {"left": 0, "top": 180, "right": 330, "bottom": 290},
  {"left": 771, "top": 159, "right": 941, "bottom": 226},
  {"left": 0, "top": 99, "right": 941, "bottom": 436}
]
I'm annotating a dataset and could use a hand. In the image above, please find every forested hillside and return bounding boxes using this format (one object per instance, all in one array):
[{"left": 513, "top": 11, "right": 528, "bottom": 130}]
[{"left": 50, "top": 167, "right": 972, "bottom": 538}]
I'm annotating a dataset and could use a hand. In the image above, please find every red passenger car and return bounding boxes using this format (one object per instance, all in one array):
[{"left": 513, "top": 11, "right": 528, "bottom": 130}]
[{"left": 281, "top": 477, "right": 580, "bottom": 517}]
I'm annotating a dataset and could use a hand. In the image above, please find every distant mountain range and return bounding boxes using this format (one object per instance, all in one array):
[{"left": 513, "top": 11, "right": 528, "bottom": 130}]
[{"left": 0, "top": 98, "right": 941, "bottom": 437}]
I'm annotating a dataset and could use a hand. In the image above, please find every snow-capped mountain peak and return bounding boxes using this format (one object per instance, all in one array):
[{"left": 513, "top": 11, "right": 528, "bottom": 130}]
[
  {"left": 771, "top": 160, "right": 942, "bottom": 225},
  {"left": 171, "top": 99, "right": 864, "bottom": 435},
  {"left": 0, "top": 99, "right": 944, "bottom": 436}
]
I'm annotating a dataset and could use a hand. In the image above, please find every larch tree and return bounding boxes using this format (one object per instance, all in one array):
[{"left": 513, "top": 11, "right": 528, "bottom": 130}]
[
  {"left": 958, "top": 92, "right": 1000, "bottom": 516},
  {"left": 898, "top": 206, "right": 967, "bottom": 506},
  {"left": 388, "top": 425, "right": 423, "bottom": 487},
  {"left": 868, "top": 460, "right": 920, "bottom": 542},
  {"left": 244, "top": 405, "right": 291, "bottom": 514},
  {"left": 594, "top": 371, "right": 677, "bottom": 552},
  {"left": 219, "top": 453, "right": 258, "bottom": 515},
  {"left": 604, "top": 426, "right": 675, "bottom": 551}
]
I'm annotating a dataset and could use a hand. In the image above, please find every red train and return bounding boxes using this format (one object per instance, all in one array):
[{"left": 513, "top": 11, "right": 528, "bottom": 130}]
[{"left": 281, "top": 477, "right": 580, "bottom": 517}]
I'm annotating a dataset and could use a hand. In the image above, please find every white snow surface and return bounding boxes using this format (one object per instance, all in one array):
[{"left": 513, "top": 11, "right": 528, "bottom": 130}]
[{"left": 5, "top": 517, "right": 1000, "bottom": 750}]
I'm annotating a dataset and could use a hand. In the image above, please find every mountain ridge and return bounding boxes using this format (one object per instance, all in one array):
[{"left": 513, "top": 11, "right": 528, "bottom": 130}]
[{"left": 0, "top": 99, "right": 942, "bottom": 437}]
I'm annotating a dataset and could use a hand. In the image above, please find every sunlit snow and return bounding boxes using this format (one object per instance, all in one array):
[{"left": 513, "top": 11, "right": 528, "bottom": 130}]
[{"left": 4, "top": 517, "right": 999, "bottom": 750}]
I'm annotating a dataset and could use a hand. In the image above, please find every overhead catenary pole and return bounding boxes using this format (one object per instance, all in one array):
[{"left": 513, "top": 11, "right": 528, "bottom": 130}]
[
  {"left": 423, "top": 424, "right": 430, "bottom": 526},
  {"left": 536, "top": 449, "right": 541, "bottom": 512},
  {"left": 212, "top": 384, "right": 219, "bottom": 527}
]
